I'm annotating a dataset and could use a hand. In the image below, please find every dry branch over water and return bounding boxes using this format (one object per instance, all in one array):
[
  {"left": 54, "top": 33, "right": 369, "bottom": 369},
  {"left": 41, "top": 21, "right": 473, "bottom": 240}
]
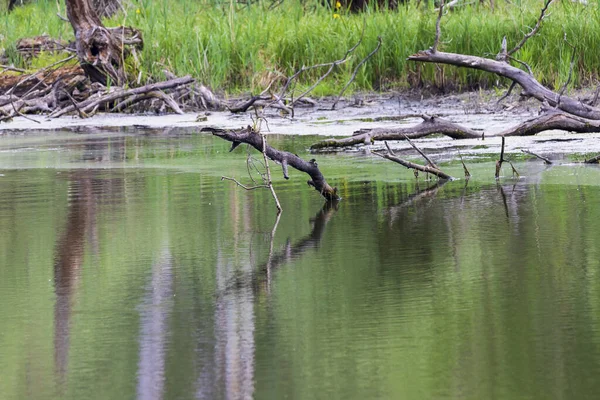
[{"left": 202, "top": 126, "right": 340, "bottom": 202}]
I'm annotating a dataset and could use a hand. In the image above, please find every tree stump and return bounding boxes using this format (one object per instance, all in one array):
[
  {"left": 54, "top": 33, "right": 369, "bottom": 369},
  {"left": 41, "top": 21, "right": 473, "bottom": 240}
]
[{"left": 65, "top": 0, "right": 141, "bottom": 86}]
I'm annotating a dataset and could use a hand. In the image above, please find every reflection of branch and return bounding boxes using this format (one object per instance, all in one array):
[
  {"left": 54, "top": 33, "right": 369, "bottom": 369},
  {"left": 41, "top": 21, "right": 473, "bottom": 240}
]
[
  {"left": 222, "top": 202, "right": 338, "bottom": 294},
  {"left": 385, "top": 181, "right": 448, "bottom": 224},
  {"left": 261, "top": 201, "right": 337, "bottom": 277}
]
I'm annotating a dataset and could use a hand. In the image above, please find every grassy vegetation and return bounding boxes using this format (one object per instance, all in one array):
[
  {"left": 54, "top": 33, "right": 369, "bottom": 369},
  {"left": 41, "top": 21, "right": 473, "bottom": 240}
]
[{"left": 1, "top": 0, "right": 599, "bottom": 95}]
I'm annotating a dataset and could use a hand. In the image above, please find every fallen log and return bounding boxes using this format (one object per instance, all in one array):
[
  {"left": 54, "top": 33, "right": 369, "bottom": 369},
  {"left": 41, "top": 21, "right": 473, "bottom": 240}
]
[
  {"left": 408, "top": 50, "right": 600, "bottom": 121},
  {"left": 310, "top": 115, "right": 482, "bottom": 150},
  {"left": 310, "top": 108, "right": 600, "bottom": 151},
  {"left": 50, "top": 76, "right": 194, "bottom": 117},
  {"left": 202, "top": 126, "right": 340, "bottom": 201}
]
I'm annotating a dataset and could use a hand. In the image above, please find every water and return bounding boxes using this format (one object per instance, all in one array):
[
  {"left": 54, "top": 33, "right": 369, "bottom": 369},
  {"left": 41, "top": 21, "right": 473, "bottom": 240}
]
[{"left": 1, "top": 129, "right": 600, "bottom": 400}]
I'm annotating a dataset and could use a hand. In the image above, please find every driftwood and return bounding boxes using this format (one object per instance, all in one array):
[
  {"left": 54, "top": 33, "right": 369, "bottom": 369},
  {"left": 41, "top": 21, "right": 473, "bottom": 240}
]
[
  {"left": 50, "top": 76, "right": 193, "bottom": 117},
  {"left": 202, "top": 126, "right": 340, "bottom": 201},
  {"left": 522, "top": 149, "right": 552, "bottom": 165}
]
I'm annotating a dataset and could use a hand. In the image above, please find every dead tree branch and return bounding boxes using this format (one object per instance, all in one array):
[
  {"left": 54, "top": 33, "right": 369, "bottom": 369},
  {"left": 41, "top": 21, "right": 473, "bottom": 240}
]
[
  {"left": 495, "top": 136, "right": 506, "bottom": 179},
  {"left": 433, "top": 0, "right": 445, "bottom": 53},
  {"left": 522, "top": 149, "right": 552, "bottom": 164},
  {"left": 50, "top": 76, "right": 193, "bottom": 117},
  {"left": 203, "top": 126, "right": 340, "bottom": 201},
  {"left": 507, "top": 0, "right": 555, "bottom": 56},
  {"left": 408, "top": 50, "right": 600, "bottom": 120},
  {"left": 310, "top": 115, "right": 482, "bottom": 150},
  {"left": 373, "top": 141, "right": 454, "bottom": 180},
  {"left": 584, "top": 154, "right": 600, "bottom": 164},
  {"left": 332, "top": 36, "right": 382, "bottom": 110}
]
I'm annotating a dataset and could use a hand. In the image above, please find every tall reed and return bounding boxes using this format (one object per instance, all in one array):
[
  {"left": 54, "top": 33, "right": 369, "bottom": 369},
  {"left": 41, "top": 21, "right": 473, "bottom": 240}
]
[{"left": 1, "top": 0, "right": 597, "bottom": 95}]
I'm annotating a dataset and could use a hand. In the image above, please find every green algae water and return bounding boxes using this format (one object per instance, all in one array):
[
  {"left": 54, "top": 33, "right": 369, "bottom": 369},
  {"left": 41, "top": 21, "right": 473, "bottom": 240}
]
[{"left": 1, "top": 129, "right": 600, "bottom": 400}]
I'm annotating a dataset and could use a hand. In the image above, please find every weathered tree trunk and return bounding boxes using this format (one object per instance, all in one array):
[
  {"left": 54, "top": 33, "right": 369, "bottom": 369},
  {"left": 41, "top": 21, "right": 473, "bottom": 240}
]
[{"left": 65, "top": 0, "right": 128, "bottom": 85}]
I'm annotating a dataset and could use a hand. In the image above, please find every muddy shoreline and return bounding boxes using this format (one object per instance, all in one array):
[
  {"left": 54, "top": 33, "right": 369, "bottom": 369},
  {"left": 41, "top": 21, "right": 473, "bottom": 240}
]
[{"left": 2, "top": 90, "right": 600, "bottom": 160}]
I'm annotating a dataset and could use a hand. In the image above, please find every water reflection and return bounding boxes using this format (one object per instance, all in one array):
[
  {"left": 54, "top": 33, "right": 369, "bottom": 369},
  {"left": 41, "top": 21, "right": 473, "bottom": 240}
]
[
  {"left": 53, "top": 173, "right": 98, "bottom": 388},
  {"left": 136, "top": 245, "right": 173, "bottom": 400},
  {"left": 3, "top": 132, "right": 600, "bottom": 400},
  {"left": 195, "top": 202, "right": 338, "bottom": 400}
]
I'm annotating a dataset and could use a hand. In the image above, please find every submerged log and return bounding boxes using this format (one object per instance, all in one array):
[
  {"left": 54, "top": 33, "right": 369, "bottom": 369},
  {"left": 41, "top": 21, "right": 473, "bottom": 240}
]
[{"left": 203, "top": 126, "right": 340, "bottom": 201}]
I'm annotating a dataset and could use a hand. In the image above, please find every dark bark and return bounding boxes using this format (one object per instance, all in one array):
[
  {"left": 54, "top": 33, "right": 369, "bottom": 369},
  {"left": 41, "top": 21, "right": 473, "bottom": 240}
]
[
  {"left": 203, "top": 126, "right": 340, "bottom": 201},
  {"left": 310, "top": 110, "right": 600, "bottom": 151},
  {"left": 310, "top": 115, "right": 482, "bottom": 150},
  {"left": 498, "top": 110, "right": 600, "bottom": 137}
]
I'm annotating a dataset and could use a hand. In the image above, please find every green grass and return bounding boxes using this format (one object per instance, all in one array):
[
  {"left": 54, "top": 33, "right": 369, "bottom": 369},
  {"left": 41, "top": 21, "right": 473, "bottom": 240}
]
[{"left": 1, "top": 0, "right": 599, "bottom": 95}]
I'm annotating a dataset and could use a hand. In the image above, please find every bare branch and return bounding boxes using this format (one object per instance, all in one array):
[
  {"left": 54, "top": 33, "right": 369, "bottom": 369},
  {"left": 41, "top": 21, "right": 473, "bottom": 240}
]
[
  {"left": 373, "top": 141, "right": 453, "bottom": 180},
  {"left": 507, "top": 0, "right": 555, "bottom": 56},
  {"left": 205, "top": 126, "right": 339, "bottom": 201},
  {"left": 221, "top": 177, "right": 270, "bottom": 191},
  {"left": 433, "top": 0, "right": 446, "bottom": 53},
  {"left": 522, "top": 149, "right": 552, "bottom": 164},
  {"left": 261, "top": 134, "right": 282, "bottom": 214},
  {"left": 495, "top": 136, "right": 505, "bottom": 179},
  {"left": 585, "top": 154, "right": 600, "bottom": 164},
  {"left": 332, "top": 36, "right": 382, "bottom": 110}
]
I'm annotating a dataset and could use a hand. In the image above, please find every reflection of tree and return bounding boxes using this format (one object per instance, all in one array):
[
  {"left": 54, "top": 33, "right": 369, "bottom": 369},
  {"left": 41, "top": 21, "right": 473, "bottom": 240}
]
[
  {"left": 136, "top": 245, "right": 173, "bottom": 400},
  {"left": 195, "top": 202, "right": 338, "bottom": 400},
  {"left": 260, "top": 201, "right": 338, "bottom": 290},
  {"left": 53, "top": 173, "right": 97, "bottom": 387}
]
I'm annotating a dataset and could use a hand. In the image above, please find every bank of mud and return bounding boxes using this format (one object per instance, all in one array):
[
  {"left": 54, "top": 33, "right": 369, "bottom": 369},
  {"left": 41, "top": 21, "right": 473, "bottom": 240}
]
[{"left": 1, "top": 91, "right": 600, "bottom": 162}]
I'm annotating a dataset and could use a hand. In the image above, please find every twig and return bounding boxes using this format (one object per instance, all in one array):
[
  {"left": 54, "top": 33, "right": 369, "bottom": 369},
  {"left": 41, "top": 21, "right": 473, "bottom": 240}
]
[
  {"left": 402, "top": 133, "right": 439, "bottom": 169},
  {"left": 495, "top": 136, "right": 505, "bottom": 179},
  {"left": 432, "top": 0, "right": 445, "bottom": 53},
  {"left": 261, "top": 134, "right": 282, "bottom": 214},
  {"left": 220, "top": 176, "right": 269, "bottom": 191},
  {"left": 507, "top": 0, "right": 554, "bottom": 56},
  {"left": 497, "top": 81, "right": 517, "bottom": 104},
  {"left": 556, "top": 33, "right": 576, "bottom": 108},
  {"left": 584, "top": 154, "right": 600, "bottom": 164},
  {"left": 0, "top": 64, "right": 27, "bottom": 74},
  {"left": 458, "top": 151, "right": 471, "bottom": 178},
  {"left": 522, "top": 149, "right": 552, "bottom": 164},
  {"left": 507, "top": 56, "right": 534, "bottom": 76},
  {"left": 331, "top": 36, "right": 382, "bottom": 110},
  {"left": 274, "top": 22, "right": 366, "bottom": 114},
  {"left": 5, "top": 55, "right": 76, "bottom": 96}
]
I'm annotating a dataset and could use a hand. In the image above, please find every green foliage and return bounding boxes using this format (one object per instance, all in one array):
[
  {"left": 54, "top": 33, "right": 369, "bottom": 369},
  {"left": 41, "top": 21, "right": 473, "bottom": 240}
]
[{"left": 0, "top": 0, "right": 598, "bottom": 94}]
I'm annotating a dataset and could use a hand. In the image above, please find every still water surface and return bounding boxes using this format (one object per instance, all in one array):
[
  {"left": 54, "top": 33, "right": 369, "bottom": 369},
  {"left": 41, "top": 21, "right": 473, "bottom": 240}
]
[{"left": 1, "top": 130, "right": 600, "bottom": 400}]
